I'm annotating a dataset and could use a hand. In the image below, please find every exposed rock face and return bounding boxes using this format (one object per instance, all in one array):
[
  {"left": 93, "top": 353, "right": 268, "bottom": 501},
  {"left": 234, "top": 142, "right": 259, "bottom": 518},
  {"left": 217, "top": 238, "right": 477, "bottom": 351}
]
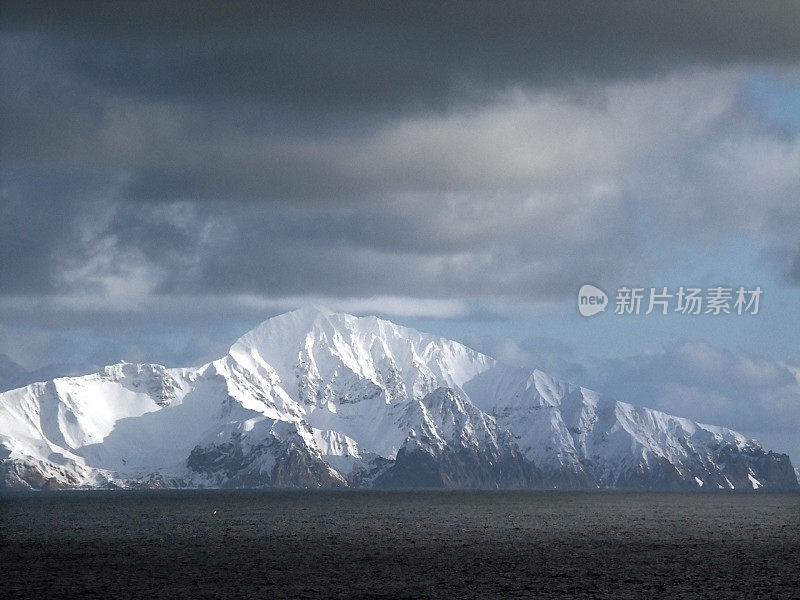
[
  {"left": 373, "top": 445, "right": 542, "bottom": 489},
  {"left": 0, "top": 308, "right": 796, "bottom": 490},
  {"left": 187, "top": 424, "right": 346, "bottom": 489},
  {"left": 707, "top": 444, "right": 798, "bottom": 490}
]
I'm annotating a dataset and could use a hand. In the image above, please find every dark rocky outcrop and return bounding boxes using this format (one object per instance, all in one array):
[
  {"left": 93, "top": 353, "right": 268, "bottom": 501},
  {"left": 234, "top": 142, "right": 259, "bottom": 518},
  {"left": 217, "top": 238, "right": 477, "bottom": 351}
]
[{"left": 187, "top": 430, "right": 345, "bottom": 488}]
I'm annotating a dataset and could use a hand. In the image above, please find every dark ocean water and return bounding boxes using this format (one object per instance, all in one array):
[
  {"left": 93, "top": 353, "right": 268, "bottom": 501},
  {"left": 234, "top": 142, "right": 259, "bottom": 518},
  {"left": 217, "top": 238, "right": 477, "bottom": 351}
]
[{"left": 1, "top": 490, "right": 798, "bottom": 599}]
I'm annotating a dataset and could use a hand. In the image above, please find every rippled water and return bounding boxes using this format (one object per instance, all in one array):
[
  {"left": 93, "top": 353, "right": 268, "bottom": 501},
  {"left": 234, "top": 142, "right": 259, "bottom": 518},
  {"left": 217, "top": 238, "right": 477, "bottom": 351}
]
[{"left": 2, "top": 490, "right": 799, "bottom": 599}]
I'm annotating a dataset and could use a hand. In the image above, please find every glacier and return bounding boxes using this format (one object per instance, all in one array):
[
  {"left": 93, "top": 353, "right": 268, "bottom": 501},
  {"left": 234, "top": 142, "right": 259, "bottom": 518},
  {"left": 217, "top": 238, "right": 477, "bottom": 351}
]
[{"left": 0, "top": 307, "right": 796, "bottom": 490}]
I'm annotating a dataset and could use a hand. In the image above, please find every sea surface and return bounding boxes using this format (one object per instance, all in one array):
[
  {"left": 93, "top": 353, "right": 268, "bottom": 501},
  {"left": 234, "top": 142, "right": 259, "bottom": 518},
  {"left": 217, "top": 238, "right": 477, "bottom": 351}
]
[{"left": 2, "top": 490, "right": 799, "bottom": 599}]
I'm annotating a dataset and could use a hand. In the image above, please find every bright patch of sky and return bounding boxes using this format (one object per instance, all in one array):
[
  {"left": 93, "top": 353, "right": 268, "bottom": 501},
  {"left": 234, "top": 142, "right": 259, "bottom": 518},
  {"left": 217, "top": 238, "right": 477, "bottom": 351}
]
[{"left": 748, "top": 72, "right": 800, "bottom": 130}]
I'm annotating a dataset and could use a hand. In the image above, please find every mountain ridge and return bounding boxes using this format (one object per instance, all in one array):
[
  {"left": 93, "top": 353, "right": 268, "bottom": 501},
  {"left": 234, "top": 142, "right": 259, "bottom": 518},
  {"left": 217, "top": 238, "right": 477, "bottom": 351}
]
[{"left": 0, "top": 307, "right": 796, "bottom": 490}]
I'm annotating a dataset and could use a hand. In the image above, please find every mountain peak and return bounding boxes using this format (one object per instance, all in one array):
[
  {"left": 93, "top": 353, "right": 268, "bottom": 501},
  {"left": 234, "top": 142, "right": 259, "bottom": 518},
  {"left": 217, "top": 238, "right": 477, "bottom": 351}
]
[{"left": 230, "top": 306, "right": 337, "bottom": 354}]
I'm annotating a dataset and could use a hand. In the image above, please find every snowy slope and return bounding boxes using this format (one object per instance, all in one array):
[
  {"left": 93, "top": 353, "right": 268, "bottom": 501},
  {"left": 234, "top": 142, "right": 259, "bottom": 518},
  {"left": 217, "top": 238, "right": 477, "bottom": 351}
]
[{"left": 0, "top": 307, "right": 796, "bottom": 490}]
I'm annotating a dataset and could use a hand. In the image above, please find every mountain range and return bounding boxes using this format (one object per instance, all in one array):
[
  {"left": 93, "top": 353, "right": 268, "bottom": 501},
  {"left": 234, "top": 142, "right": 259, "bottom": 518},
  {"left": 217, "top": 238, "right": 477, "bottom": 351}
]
[{"left": 1, "top": 307, "right": 796, "bottom": 490}]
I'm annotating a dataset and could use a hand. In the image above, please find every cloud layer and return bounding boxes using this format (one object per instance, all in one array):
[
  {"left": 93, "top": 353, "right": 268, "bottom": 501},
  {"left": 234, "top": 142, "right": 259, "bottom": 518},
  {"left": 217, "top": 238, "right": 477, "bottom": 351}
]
[{"left": 3, "top": 62, "right": 799, "bottom": 307}]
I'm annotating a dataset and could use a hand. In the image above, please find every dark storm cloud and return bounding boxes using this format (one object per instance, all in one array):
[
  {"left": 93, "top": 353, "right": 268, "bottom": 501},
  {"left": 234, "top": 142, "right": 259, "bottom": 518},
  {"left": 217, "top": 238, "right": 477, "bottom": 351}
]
[
  {"left": 5, "top": 1, "right": 800, "bottom": 111},
  {"left": 22, "top": 194, "right": 632, "bottom": 301},
  {"left": 4, "top": 1, "right": 800, "bottom": 182},
  {"left": 1, "top": 0, "right": 799, "bottom": 308},
  {"left": 0, "top": 168, "right": 109, "bottom": 293}
]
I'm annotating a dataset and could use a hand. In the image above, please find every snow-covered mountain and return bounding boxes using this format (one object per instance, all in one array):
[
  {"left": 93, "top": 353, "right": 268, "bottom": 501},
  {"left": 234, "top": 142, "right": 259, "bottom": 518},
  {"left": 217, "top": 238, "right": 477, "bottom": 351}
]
[{"left": 0, "top": 307, "right": 796, "bottom": 490}]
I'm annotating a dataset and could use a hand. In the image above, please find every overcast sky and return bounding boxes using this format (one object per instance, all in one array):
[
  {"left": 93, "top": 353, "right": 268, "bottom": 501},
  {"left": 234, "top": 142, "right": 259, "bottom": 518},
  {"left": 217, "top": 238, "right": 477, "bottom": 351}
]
[{"left": 1, "top": 1, "right": 799, "bottom": 461}]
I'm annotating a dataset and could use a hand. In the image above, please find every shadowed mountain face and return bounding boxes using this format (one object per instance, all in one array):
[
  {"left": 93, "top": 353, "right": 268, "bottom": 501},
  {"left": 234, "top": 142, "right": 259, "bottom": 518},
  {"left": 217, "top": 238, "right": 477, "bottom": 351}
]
[{"left": 0, "top": 308, "right": 796, "bottom": 490}]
